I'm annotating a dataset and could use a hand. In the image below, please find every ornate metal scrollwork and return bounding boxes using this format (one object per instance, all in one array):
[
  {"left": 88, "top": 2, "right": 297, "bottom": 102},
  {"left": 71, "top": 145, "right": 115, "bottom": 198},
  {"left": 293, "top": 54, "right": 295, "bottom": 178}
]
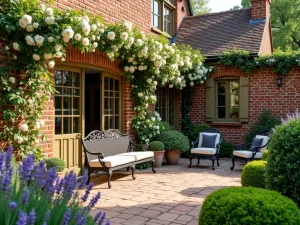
[{"left": 84, "top": 129, "right": 129, "bottom": 141}]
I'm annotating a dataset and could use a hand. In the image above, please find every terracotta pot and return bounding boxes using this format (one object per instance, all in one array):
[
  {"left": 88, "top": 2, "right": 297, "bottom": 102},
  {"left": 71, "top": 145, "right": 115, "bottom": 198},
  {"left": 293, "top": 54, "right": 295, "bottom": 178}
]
[
  {"left": 165, "top": 150, "right": 182, "bottom": 165},
  {"left": 57, "top": 171, "right": 64, "bottom": 178},
  {"left": 153, "top": 150, "right": 165, "bottom": 167}
]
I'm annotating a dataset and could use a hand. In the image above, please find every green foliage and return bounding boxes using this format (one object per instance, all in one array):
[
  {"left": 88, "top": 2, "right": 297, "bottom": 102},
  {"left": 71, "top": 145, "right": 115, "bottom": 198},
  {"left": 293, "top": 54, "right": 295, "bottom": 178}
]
[
  {"left": 241, "top": 0, "right": 251, "bottom": 8},
  {"left": 266, "top": 113, "right": 300, "bottom": 207},
  {"left": 245, "top": 110, "right": 280, "bottom": 143},
  {"left": 219, "top": 141, "right": 235, "bottom": 158},
  {"left": 45, "top": 157, "right": 65, "bottom": 172},
  {"left": 158, "top": 121, "right": 171, "bottom": 132},
  {"left": 262, "top": 150, "right": 269, "bottom": 160},
  {"left": 148, "top": 141, "right": 165, "bottom": 151},
  {"left": 199, "top": 187, "right": 300, "bottom": 225},
  {"left": 241, "top": 160, "right": 267, "bottom": 188},
  {"left": 155, "top": 131, "right": 189, "bottom": 153},
  {"left": 189, "top": 0, "right": 211, "bottom": 15}
]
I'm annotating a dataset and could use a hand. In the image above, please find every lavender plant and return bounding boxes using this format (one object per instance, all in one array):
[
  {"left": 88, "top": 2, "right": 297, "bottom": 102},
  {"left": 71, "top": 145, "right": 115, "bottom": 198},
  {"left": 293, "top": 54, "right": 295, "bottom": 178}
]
[{"left": 0, "top": 146, "right": 109, "bottom": 225}]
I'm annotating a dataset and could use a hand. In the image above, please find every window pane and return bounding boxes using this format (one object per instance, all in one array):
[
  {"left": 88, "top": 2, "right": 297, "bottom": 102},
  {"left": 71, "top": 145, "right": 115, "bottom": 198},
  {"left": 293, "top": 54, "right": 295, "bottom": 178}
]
[
  {"left": 218, "top": 94, "right": 226, "bottom": 107},
  {"left": 153, "top": 15, "right": 159, "bottom": 28},
  {"left": 55, "top": 96, "right": 62, "bottom": 115},
  {"left": 63, "top": 97, "right": 72, "bottom": 115},
  {"left": 218, "top": 82, "right": 226, "bottom": 93},
  {"left": 64, "top": 88, "right": 72, "bottom": 96},
  {"left": 104, "top": 98, "right": 109, "bottom": 114},
  {"left": 63, "top": 117, "right": 72, "bottom": 134},
  {"left": 73, "top": 88, "right": 80, "bottom": 96},
  {"left": 55, "top": 117, "right": 62, "bottom": 134},
  {"left": 115, "top": 117, "right": 119, "bottom": 129},
  {"left": 104, "top": 116, "right": 109, "bottom": 130},
  {"left": 73, "top": 73, "right": 80, "bottom": 87},
  {"left": 56, "top": 87, "right": 62, "bottom": 95},
  {"left": 218, "top": 107, "right": 226, "bottom": 119},
  {"left": 153, "top": 0, "right": 159, "bottom": 14},
  {"left": 55, "top": 71, "right": 62, "bottom": 85},
  {"left": 230, "top": 107, "right": 239, "bottom": 119},
  {"left": 73, "top": 97, "right": 80, "bottom": 115},
  {"left": 164, "top": 7, "right": 173, "bottom": 35},
  {"left": 230, "top": 81, "right": 239, "bottom": 107},
  {"left": 73, "top": 117, "right": 80, "bottom": 133},
  {"left": 63, "top": 71, "right": 72, "bottom": 86},
  {"left": 104, "top": 77, "right": 109, "bottom": 90},
  {"left": 115, "top": 98, "right": 119, "bottom": 114},
  {"left": 115, "top": 80, "right": 119, "bottom": 91}
]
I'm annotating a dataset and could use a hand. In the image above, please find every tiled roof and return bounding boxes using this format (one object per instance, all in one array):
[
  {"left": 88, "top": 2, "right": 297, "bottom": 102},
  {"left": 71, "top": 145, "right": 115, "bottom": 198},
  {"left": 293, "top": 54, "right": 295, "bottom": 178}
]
[{"left": 175, "top": 9, "right": 266, "bottom": 57}]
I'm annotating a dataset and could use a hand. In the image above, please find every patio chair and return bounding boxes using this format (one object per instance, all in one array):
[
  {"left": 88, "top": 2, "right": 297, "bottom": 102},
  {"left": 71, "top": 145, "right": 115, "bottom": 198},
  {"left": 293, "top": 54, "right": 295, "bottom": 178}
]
[
  {"left": 230, "top": 131, "right": 270, "bottom": 170},
  {"left": 189, "top": 128, "right": 222, "bottom": 170}
]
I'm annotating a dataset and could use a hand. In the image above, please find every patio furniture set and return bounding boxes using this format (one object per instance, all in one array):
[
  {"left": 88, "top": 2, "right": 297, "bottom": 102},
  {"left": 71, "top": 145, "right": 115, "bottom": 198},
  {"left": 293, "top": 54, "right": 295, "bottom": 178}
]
[{"left": 80, "top": 129, "right": 270, "bottom": 188}]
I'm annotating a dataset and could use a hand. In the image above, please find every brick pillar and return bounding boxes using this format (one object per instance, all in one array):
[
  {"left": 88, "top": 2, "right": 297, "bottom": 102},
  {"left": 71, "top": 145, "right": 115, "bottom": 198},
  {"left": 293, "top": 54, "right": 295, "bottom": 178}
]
[
  {"left": 123, "top": 81, "right": 136, "bottom": 140},
  {"left": 250, "top": 0, "right": 271, "bottom": 20}
]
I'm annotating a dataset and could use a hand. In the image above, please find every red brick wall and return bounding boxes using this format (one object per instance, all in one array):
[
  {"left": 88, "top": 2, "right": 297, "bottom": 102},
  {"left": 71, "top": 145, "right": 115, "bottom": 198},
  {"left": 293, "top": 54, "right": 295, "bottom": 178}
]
[
  {"left": 189, "top": 64, "right": 300, "bottom": 144},
  {"left": 250, "top": 0, "right": 271, "bottom": 20}
]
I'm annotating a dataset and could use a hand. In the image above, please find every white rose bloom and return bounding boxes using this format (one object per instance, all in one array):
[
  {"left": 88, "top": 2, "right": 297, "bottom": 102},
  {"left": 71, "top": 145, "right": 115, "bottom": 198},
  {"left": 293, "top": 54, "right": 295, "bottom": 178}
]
[
  {"left": 40, "top": 4, "right": 46, "bottom": 11},
  {"left": 124, "top": 21, "right": 132, "bottom": 31},
  {"left": 154, "top": 60, "right": 162, "bottom": 68},
  {"left": 107, "top": 31, "right": 115, "bottom": 40},
  {"left": 5, "top": 46, "right": 9, "bottom": 50},
  {"left": 45, "top": 8, "right": 53, "bottom": 16},
  {"left": 22, "top": 14, "right": 32, "bottom": 24},
  {"left": 13, "top": 43, "right": 20, "bottom": 51},
  {"left": 92, "top": 42, "right": 98, "bottom": 48},
  {"left": 124, "top": 66, "right": 129, "bottom": 71},
  {"left": 129, "top": 66, "right": 135, "bottom": 73},
  {"left": 35, "top": 122, "right": 41, "bottom": 129},
  {"left": 40, "top": 120, "right": 45, "bottom": 126},
  {"left": 96, "top": 36, "right": 100, "bottom": 41},
  {"left": 128, "top": 37, "right": 134, "bottom": 45},
  {"left": 120, "top": 32, "right": 128, "bottom": 41},
  {"left": 17, "top": 136, "right": 23, "bottom": 144},
  {"left": 128, "top": 57, "right": 134, "bottom": 62},
  {"left": 55, "top": 44, "right": 62, "bottom": 51},
  {"left": 82, "top": 15, "right": 90, "bottom": 22},
  {"left": 13, "top": 55, "right": 17, "bottom": 59},
  {"left": 9, "top": 77, "right": 15, "bottom": 84},
  {"left": 19, "top": 19, "right": 27, "bottom": 29},
  {"left": 20, "top": 123, "right": 29, "bottom": 132},
  {"left": 26, "top": 25, "right": 34, "bottom": 32},
  {"left": 138, "top": 65, "right": 144, "bottom": 71},
  {"left": 55, "top": 51, "right": 63, "bottom": 58},
  {"left": 91, "top": 35, "right": 96, "bottom": 41},
  {"left": 136, "top": 39, "right": 143, "bottom": 46},
  {"left": 91, "top": 24, "right": 97, "bottom": 31},
  {"left": 33, "top": 54, "right": 40, "bottom": 61},
  {"left": 137, "top": 93, "right": 143, "bottom": 97},
  {"left": 48, "top": 61, "right": 55, "bottom": 68},
  {"left": 82, "top": 24, "right": 91, "bottom": 35},
  {"left": 61, "top": 58, "right": 66, "bottom": 62},
  {"left": 99, "top": 28, "right": 104, "bottom": 33},
  {"left": 169, "top": 84, "right": 174, "bottom": 88},
  {"left": 111, "top": 45, "right": 118, "bottom": 52},
  {"left": 33, "top": 22, "right": 39, "bottom": 28},
  {"left": 107, "top": 51, "right": 114, "bottom": 58},
  {"left": 63, "top": 36, "right": 70, "bottom": 43},
  {"left": 82, "top": 38, "right": 90, "bottom": 46},
  {"left": 176, "top": 77, "right": 182, "bottom": 83},
  {"left": 44, "top": 53, "right": 52, "bottom": 59},
  {"left": 48, "top": 37, "right": 54, "bottom": 42},
  {"left": 153, "top": 81, "right": 158, "bottom": 86},
  {"left": 35, "top": 139, "right": 39, "bottom": 145},
  {"left": 190, "top": 82, "right": 194, "bottom": 86},
  {"left": 62, "top": 27, "right": 74, "bottom": 38},
  {"left": 45, "top": 16, "right": 55, "bottom": 25},
  {"left": 74, "top": 33, "right": 81, "bottom": 41},
  {"left": 34, "top": 35, "right": 45, "bottom": 46}
]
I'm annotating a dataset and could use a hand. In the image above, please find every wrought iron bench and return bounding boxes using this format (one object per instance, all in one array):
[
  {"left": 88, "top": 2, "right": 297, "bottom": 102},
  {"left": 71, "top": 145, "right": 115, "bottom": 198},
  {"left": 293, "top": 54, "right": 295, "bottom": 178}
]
[{"left": 80, "top": 129, "right": 156, "bottom": 188}]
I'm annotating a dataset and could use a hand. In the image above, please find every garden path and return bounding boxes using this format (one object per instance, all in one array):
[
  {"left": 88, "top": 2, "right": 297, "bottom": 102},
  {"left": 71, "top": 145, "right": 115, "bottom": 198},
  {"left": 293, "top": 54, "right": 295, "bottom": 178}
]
[{"left": 90, "top": 158, "right": 242, "bottom": 225}]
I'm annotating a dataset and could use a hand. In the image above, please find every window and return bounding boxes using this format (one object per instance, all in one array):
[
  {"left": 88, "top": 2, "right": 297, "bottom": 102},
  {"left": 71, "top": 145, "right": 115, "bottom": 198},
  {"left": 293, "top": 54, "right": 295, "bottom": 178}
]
[
  {"left": 155, "top": 87, "right": 177, "bottom": 127},
  {"left": 55, "top": 70, "right": 81, "bottom": 134},
  {"left": 205, "top": 77, "right": 249, "bottom": 123},
  {"left": 152, "top": 0, "right": 174, "bottom": 35},
  {"left": 216, "top": 80, "right": 239, "bottom": 121}
]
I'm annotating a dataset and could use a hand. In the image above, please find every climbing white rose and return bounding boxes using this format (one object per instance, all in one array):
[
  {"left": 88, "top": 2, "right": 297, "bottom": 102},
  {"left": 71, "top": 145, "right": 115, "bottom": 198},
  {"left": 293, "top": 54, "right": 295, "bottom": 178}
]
[
  {"left": 137, "top": 93, "right": 143, "bottom": 97},
  {"left": 120, "top": 32, "right": 128, "bottom": 41},
  {"left": 45, "top": 16, "right": 55, "bottom": 25},
  {"left": 48, "top": 61, "right": 55, "bottom": 68},
  {"left": 74, "top": 33, "right": 81, "bottom": 41},
  {"left": 61, "top": 58, "right": 66, "bottom": 62},
  {"left": 107, "top": 51, "right": 114, "bottom": 58},
  {"left": 48, "top": 37, "right": 54, "bottom": 42},
  {"left": 129, "top": 66, "right": 135, "bottom": 73},
  {"left": 34, "top": 35, "right": 45, "bottom": 46},
  {"left": 45, "top": 8, "right": 53, "bottom": 16},
  {"left": 40, "top": 120, "right": 45, "bottom": 126},
  {"left": 44, "top": 53, "right": 52, "bottom": 60},
  {"left": 22, "top": 14, "right": 32, "bottom": 24},
  {"left": 62, "top": 27, "right": 74, "bottom": 38},
  {"left": 35, "top": 122, "right": 41, "bottom": 129},
  {"left": 17, "top": 136, "right": 23, "bottom": 144},
  {"left": 55, "top": 44, "right": 61, "bottom": 51},
  {"left": 25, "top": 35, "right": 35, "bottom": 45},
  {"left": 13, "top": 43, "right": 20, "bottom": 51},
  {"left": 107, "top": 31, "right": 115, "bottom": 40},
  {"left": 9, "top": 77, "right": 16, "bottom": 84},
  {"left": 5, "top": 46, "right": 9, "bottom": 50},
  {"left": 19, "top": 19, "right": 27, "bottom": 29},
  {"left": 33, "top": 54, "right": 40, "bottom": 61},
  {"left": 136, "top": 39, "right": 143, "bottom": 46},
  {"left": 128, "top": 57, "right": 134, "bottom": 62},
  {"left": 82, "top": 38, "right": 89, "bottom": 46},
  {"left": 33, "top": 22, "right": 39, "bottom": 28},
  {"left": 20, "top": 124, "right": 29, "bottom": 132},
  {"left": 169, "top": 84, "right": 173, "bottom": 88},
  {"left": 26, "top": 25, "right": 34, "bottom": 32},
  {"left": 124, "top": 66, "right": 129, "bottom": 71},
  {"left": 55, "top": 51, "right": 63, "bottom": 58},
  {"left": 91, "top": 24, "right": 97, "bottom": 31},
  {"left": 82, "top": 24, "right": 91, "bottom": 35},
  {"left": 93, "top": 42, "right": 98, "bottom": 48},
  {"left": 128, "top": 37, "right": 134, "bottom": 45}
]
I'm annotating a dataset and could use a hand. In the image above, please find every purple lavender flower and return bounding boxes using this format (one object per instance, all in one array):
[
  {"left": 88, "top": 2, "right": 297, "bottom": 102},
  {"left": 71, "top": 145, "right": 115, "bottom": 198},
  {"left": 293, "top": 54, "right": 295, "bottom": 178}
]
[
  {"left": 6, "top": 146, "right": 13, "bottom": 170},
  {"left": 19, "top": 154, "right": 35, "bottom": 183},
  {"left": 77, "top": 214, "right": 87, "bottom": 225},
  {"left": 105, "top": 221, "right": 110, "bottom": 225},
  {"left": 97, "top": 212, "right": 106, "bottom": 225},
  {"left": 55, "top": 178, "right": 65, "bottom": 195},
  {"left": 9, "top": 201, "right": 17, "bottom": 211},
  {"left": 81, "top": 183, "right": 94, "bottom": 202},
  {"left": 63, "top": 171, "right": 77, "bottom": 199},
  {"left": 32, "top": 160, "right": 47, "bottom": 187},
  {"left": 78, "top": 172, "right": 88, "bottom": 189},
  {"left": 43, "top": 210, "right": 51, "bottom": 225},
  {"left": 89, "top": 192, "right": 101, "bottom": 208},
  {"left": 28, "top": 210, "right": 36, "bottom": 225},
  {"left": 62, "top": 208, "right": 72, "bottom": 225},
  {"left": 45, "top": 167, "right": 57, "bottom": 196},
  {"left": 0, "top": 152, "right": 6, "bottom": 173},
  {"left": 16, "top": 211, "right": 27, "bottom": 225},
  {"left": 2, "top": 167, "right": 13, "bottom": 191},
  {"left": 22, "top": 189, "right": 29, "bottom": 205},
  {"left": 94, "top": 211, "right": 102, "bottom": 222}
]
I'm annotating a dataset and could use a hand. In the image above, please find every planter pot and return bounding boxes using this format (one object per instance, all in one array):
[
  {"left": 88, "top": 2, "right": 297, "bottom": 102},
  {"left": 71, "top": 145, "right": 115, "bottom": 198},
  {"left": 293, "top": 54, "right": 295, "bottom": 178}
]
[
  {"left": 165, "top": 150, "right": 182, "bottom": 165},
  {"left": 57, "top": 171, "right": 64, "bottom": 178},
  {"left": 153, "top": 150, "right": 165, "bottom": 167}
]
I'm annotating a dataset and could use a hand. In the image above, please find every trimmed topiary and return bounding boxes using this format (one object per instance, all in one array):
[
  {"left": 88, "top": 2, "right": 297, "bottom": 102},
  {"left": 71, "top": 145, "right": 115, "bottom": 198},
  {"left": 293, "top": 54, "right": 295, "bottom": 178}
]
[
  {"left": 156, "top": 131, "right": 189, "bottom": 153},
  {"left": 45, "top": 157, "right": 65, "bottom": 172},
  {"left": 199, "top": 187, "right": 300, "bottom": 225},
  {"left": 241, "top": 160, "right": 266, "bottom": 188},
  {"left": 266, "top": 112, "right": 300, "bottom": 206},
  {"left": 262, "top": 149, "right": 269, "bottom": 160},
  {"left": 148, "top": 141, "right": 165, "bottom": 151}
]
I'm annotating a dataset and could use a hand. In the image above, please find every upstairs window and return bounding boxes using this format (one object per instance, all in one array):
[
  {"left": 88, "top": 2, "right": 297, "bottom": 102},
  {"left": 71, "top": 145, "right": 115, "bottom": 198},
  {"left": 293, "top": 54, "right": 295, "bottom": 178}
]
[{"left": 152, "top": 0, "right": 175, "bottom": 36}]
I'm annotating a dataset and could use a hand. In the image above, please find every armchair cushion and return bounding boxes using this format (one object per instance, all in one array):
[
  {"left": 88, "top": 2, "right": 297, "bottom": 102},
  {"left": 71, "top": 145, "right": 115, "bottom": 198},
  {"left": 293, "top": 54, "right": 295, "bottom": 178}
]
[
  {"left": 249, "top": 137, "right": 263, "bottom": 151},
  {"left": 198, "top": 133, "right": 220, "bottom": 148},
  {"left": 233, "top": 150, "right": 262, "bottom": 159},
  {"left": 255, "top": 135, "right": 270, "bottom": 152},
  {"left": 201, "top": 134, "right": 217, "bottom": 148},
  {"left": 191, "top": 148, "right": 216, "bottom": 155},
  {"left": 89, "top": 155, "right": 136, "bottom": 168}
]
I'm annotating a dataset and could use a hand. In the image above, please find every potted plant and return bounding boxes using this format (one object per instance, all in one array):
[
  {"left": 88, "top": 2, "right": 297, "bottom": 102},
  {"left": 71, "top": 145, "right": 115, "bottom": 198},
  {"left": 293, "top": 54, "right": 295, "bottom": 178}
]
[
  {"left": 156, "top": 131, "right": 190, "bottom": 165},
  {"left": 148, "top": 141, "right": 165, "bottom": 167},
  {"left": 45, "top": 157, "right": 65, "bottom": 176}
]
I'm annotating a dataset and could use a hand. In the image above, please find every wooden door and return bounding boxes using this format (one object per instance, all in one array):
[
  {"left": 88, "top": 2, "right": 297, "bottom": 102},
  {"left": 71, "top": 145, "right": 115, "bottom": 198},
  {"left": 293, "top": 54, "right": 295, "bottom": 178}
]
[{"left": 53, "top": 67, "right": 84, "bottom": 175}]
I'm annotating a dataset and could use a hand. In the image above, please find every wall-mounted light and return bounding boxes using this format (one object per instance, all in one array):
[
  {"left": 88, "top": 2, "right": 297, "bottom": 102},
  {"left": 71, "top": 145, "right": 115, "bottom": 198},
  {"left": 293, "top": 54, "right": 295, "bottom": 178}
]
[{"left": 276, "top": 76, "right": 282, "bottom": 87}]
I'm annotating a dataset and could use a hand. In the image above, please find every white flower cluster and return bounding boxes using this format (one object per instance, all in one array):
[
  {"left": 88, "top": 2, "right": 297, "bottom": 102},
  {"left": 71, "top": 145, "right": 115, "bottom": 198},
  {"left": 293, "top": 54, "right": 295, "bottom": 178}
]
[{"left": 266, "top": 58, "right": 276, "bottom": 65}]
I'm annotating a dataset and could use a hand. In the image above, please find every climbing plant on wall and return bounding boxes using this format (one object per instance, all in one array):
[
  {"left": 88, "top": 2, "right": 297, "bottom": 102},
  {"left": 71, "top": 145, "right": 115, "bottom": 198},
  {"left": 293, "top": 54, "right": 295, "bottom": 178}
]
[{"left": 0, "top": 0, "right": 212, "bottom": 158}]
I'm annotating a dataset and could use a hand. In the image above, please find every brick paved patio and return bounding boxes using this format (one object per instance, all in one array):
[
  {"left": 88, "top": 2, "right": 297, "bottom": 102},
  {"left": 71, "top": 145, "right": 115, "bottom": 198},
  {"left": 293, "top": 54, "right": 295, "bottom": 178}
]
[{"left": 89, "top": 158, "right": 242, "bottom": 225}]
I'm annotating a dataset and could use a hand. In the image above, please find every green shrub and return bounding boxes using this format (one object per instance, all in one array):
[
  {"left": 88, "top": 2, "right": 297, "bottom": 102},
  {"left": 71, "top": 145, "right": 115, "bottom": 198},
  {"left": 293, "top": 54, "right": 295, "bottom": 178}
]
[
  {"left": 245, "top": 110, "right": 280, "bottom": 143},
  {"left": 199, "top": 187, "right": 300, "bottom": 225},
  {"left": 159, "top": 121, "right": 171, "bottom": 131},
  {"left": 45, "top": 157, "right": 65, "bottom": 172},
  {"left": 156, "top": 131, "right": 189, "bottom": 153},
  {"left": 266, "top": 114, "right": 300, "bottom": 206},
  {"left": 219, "top": 141, "right": 235, "bottom": 158},
  {"left": 148, "top": 141, "right": 165, "bottom": 151},
  {"left": 262, "top": 150, "right": 269, "bottom": 160},
  {"left": 241, "top": 161, "right": 266, "bottom": 188},
  {"left": 183, "top": 123, "right": 210, "bottom": 143}
]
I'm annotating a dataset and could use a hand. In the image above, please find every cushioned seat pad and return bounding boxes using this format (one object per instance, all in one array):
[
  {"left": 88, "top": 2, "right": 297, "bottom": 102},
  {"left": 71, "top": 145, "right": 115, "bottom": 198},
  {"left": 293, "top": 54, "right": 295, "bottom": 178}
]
[
  {"left": 118, "top": 151, "right": 154, "bottom": 161},
  {"left": 89, "top": 155, "right": 136, "bottom": 168},
  {"left": 191, "top": 148, "right": 216, "bottom": 155},
  {"left": 233, "top": 150, "right": 262, "bottom": 159}
]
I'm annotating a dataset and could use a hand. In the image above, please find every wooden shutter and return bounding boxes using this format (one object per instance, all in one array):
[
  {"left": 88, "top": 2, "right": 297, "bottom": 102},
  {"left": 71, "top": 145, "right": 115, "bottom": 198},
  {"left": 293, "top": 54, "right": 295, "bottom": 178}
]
[
  {"left": 239, "top": 77, "right": 249, "bottom": 122},
  {"left": 205, "top": 78, "right": 215, "bottom": 122}
]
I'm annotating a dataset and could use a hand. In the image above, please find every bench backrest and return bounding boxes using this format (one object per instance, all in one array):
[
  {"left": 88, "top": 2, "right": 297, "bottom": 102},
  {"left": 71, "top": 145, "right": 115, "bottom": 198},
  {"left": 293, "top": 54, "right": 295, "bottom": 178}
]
[{"left": 82, "top": 130, "right": 131, "bottom": 161}]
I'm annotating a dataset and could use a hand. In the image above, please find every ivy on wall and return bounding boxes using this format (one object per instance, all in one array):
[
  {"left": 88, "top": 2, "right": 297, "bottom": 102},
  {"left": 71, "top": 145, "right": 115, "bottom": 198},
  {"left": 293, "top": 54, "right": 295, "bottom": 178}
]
[
  {"left": 219, "top": 49, "right": 300, "bottom": 75},
  {"left": 0, "top": 0, "right": 213, "bottom": 158}
]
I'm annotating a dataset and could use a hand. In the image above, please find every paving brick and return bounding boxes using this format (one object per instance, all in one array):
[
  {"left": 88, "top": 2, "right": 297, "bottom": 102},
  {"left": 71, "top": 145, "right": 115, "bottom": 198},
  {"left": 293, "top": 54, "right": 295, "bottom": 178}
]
[
  {"left": 139, "top": 209, "right": 162, "bottom": 219},
  {"left": 157, "top": 213, "right": 180, "bottom": 222}
]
